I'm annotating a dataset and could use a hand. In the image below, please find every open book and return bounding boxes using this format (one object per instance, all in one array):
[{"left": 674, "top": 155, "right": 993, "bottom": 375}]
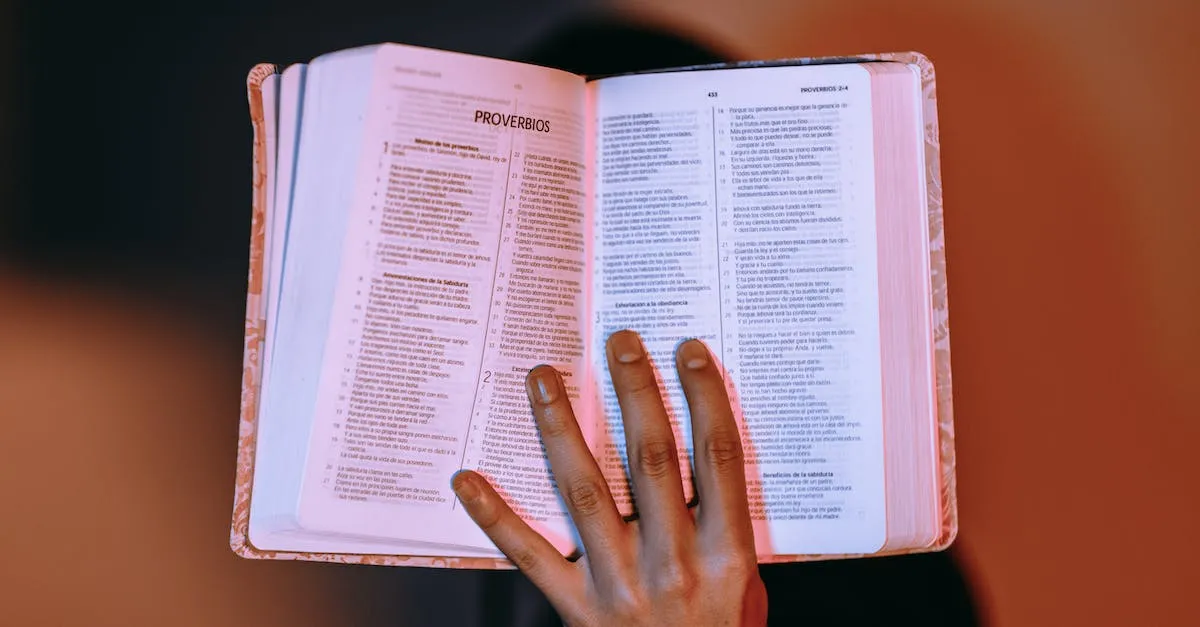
[{"left": 230, "top": 43, "right": 957, "bottom": 568}]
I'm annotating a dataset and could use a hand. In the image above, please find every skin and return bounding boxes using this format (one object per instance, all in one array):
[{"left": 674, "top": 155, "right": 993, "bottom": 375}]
[{"left": 452, "top": 330, "right": 768, "bottom": 626}]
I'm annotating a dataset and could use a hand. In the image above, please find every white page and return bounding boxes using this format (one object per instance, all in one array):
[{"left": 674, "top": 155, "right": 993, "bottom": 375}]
[
  {"left": 266, "top": 63, "right": 306, "bottom": 370},
  {"left": 590, "top": 64, "right": 885, "bottom": 555},
  {"left": 262, "top": 73, "right": 279, "bottom": 324},
  {"left": 249, "top": 48, "right": 378, "bottom": 542},
  {"left": 295, "top": 44, "right": 587, "bottom": 554}
]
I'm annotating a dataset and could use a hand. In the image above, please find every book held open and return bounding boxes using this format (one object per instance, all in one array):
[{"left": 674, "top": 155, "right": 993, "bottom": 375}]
[{"left": 230, "top": 43, "right": 957, "bottom": 568}]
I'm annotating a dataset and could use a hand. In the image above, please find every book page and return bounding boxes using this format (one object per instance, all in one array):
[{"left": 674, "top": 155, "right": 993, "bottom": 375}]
[
  {"left": 261, "top": 72, "right": 279, "bottom": 323},
  {"left": 296, "top": 44, "right": 587, "bottom": 554},
  {"left": 589, "top": 64, "right": 885, "bottom": 554},
  {"left": 265, "top": 64, "right": 306, "bottom": 371}
]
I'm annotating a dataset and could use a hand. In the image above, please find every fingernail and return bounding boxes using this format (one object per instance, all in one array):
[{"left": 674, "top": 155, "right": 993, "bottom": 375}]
[
  {"left": 610, "top": 330, "right": 644, "bottom": 364},
  {"left": 678, "top": 339, "right": 710, "bottom": 370},
  {"left": 526, "top": 365, "right": 561, "bottom": 405},
  {"left": 451, "top": 470, "right": 480, "bottom": 502}
]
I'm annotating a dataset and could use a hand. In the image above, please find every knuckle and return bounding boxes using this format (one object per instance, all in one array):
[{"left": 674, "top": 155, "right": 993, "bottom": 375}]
[
  {"left": 653, "top": 560, "right": 699, "bottom": 597},
  {"left": 704, "top": 429, "right": 744, "bottom": 471},
  {"left": 705, "top": 551, "right": 755, "bottom": 581},
  {"left": 565, "top": 479, "right": 606, "bottom": 515},
  {"left": 608, "top": 581, "right": 650, "bottom": 618},
  {"left": 634, "top": 438, "right": 677, "bottom": 479},
  {"left": 535, "top": 407, "right": 574, "bottom": 439},
  {"left": 507, "top": 546, "right": 541, "bottom": 573}
]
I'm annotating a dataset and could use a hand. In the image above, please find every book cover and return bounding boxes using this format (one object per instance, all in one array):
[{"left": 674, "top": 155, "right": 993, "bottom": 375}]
[{"left": 229, "top": 51, "right": 956, "bottom": 568}]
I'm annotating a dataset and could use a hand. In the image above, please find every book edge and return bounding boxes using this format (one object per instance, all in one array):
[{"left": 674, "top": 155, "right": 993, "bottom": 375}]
[
  {"left": 229, "top": 51, "right": 958, "bottom": 567},
  {"left": 229, "top": 62, "right": 274, "bottom": 561},
  {"left": 765, "top": 50, "right": 959, "bottom": 561}
]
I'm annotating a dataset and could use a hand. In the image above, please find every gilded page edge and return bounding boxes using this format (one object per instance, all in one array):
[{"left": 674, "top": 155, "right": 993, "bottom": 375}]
[
  {"left": 229, "top": 62, "right": 275, "bottom": 561},
  {"left": 759, "top": 51, "right": 958, "bottom": 564}
]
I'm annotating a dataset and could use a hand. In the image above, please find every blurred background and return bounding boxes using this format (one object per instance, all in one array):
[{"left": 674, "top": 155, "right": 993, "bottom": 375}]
[{"left": 2, "top": 0, "right": 1197, "bottom": 625}]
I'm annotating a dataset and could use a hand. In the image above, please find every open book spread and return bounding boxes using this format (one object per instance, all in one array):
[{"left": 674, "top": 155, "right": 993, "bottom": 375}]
[{"left": 231, "top": 43, "right": 957, "bottom": 567}]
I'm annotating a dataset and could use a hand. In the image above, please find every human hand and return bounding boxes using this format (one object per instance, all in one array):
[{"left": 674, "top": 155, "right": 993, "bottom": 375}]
[{"left": 451, "top": 330, "right": 768, "bottom": 626}]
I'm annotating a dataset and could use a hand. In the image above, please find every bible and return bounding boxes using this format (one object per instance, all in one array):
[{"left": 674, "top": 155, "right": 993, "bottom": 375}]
[{"left": 230, "top": 43, "right": 957, "bottom": 568}]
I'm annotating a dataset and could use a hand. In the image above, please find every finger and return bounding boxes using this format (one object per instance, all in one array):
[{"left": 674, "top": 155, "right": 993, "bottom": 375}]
[
  {"left": 675, "top": 339, "right": 755, "bottom": 551},
  {"left": 452, "top": 470, "right": 584, "bottom": 611},
  {"left": 606, "top": 330, "right": 692, "bottom": 561},
  {"left": 526, "top": 364, "right": 629, "bottom": 576}
]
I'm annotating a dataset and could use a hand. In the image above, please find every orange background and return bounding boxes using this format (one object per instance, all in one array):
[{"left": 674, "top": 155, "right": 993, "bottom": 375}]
[
  {"left": 2, "top": 1, "right": 1197, "bottom": 625},
  {"left": 620, "top": 0, "right": 1200, "bottom": 623}
]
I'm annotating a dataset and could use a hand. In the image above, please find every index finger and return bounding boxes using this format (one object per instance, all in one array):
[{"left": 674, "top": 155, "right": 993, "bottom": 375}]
[
  {"left": 674, "top": 339, "right": 755, "bottom": 551},
  {"left": 451, "top": 469, "right": 584, "bottom": 610},
  {"left": 525, "top": 364, "right": 630, "bottom": 578}
]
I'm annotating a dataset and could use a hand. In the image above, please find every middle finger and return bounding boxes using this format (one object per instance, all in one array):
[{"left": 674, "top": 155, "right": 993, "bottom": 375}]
[{"left": 606, "top": 330, "right": 692, "bottom": 565}]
